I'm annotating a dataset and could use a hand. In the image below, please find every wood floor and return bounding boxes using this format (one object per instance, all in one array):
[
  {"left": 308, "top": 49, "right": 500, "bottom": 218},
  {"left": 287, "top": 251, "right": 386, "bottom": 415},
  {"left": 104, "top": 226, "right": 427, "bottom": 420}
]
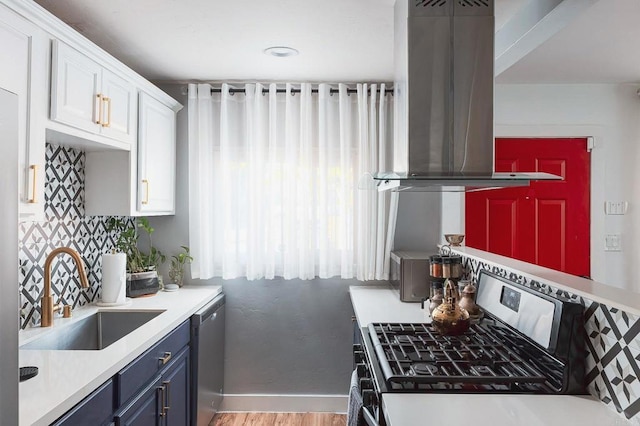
[{"left": 210, "top": 412, "right": 346, "bottom": 426}]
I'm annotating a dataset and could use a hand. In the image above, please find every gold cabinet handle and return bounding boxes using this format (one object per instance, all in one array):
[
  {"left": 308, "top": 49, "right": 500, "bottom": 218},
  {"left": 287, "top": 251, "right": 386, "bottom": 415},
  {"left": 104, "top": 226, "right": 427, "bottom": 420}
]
[
  {"left": 28, "top": 165, "right": 37, "bottom": 203},
  {"left": 159, "top": 351, "right": 171, "bottom": 365},
  {"left": 96, "top": 94, "right": 103, "bottom": 125},
  {"left": 162, "top": 380, "right": 171, "bottom": 415},
  {"left": 157, "top": 385, "right": 165, "bottom": 417},
  {"left": 102, "top": 96, "right": 111, "bottom": 128},
  {"left": 142, "top": 179, "right": 149, "bottom": 205}
]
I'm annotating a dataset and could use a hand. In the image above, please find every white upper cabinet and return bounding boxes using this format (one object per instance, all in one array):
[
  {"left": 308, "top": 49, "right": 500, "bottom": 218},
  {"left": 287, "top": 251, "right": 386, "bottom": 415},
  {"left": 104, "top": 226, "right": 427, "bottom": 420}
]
[
  {"left": 85, "top": 92, "right": 177, "bottom": 217},
  {"left": 51, "top": 40, "right": 137, "bottom": 145},
  {"left": 100, "top": 69, "right": 137, "bottom": 143},
  {"left": 50, "top": 41, "right": 101, "bottom": 133},
  {"left": 137, "top": 92, "right": 176, "bottom": 214},
  {"left": 0, "top": 4, "right": 47, "bottom": 221},
  {"left": 0, "top": 0, "right": 181, "bottom": 218}
]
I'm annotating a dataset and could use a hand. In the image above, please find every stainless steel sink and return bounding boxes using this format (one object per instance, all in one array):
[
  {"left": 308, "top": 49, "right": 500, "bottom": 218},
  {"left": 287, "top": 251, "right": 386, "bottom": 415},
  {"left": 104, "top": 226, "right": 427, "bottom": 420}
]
[{"left": 21, "top": 310, "right": 164, "bottom": 350}]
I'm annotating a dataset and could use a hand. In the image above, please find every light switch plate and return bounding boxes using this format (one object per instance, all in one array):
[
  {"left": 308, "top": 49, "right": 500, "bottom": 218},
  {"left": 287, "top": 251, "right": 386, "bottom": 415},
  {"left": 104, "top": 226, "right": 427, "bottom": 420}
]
[
  {"left": 605, "top": 234, "right": 622, "bottom": 251},
  {"left": 605, "top": 201, "right": 628, "bottom": 215}
]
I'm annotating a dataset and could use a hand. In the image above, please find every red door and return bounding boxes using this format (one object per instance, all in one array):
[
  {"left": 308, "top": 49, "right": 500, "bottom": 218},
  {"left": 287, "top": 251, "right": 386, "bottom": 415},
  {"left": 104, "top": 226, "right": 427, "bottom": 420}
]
[{"left": 465, "top": 138, "right": 590, "bottom": 277}]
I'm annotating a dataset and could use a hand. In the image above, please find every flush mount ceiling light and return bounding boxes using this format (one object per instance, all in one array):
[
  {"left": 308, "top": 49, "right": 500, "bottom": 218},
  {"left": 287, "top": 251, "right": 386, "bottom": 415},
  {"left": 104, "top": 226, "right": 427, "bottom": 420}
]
[{"left": 263, "top": 46, "right": 299, "bottom": 57}]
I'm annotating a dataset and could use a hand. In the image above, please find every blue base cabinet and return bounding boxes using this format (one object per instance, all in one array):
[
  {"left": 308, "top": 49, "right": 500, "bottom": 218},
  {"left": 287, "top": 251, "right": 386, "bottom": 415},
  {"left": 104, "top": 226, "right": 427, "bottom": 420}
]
[
  {"left": 53, "top": 319, "right": 192, "bottom": 426},
  {"left": 51, "top": 379, "right": 115, "bottom": 426}
]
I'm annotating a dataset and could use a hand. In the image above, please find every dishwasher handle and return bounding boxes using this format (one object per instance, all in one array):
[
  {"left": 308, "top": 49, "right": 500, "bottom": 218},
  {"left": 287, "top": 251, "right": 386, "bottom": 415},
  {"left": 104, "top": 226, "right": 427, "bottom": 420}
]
[{"left": 192, "top": 293, "right": 225, "bottom": 326}]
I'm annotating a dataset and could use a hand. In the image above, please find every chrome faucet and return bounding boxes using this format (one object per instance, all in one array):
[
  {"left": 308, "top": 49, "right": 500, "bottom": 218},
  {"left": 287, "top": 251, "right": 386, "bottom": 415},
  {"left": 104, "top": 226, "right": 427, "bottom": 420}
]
[{"left": 41, "top": 247, "right": 89, "bottom": 327}]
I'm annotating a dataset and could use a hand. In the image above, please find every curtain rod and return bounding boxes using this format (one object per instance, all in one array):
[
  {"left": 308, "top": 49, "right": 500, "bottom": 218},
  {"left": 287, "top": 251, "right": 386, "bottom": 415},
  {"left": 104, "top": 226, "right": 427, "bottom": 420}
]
[{"left": 210, "top": 87, "right": 394, "bottom": 95}]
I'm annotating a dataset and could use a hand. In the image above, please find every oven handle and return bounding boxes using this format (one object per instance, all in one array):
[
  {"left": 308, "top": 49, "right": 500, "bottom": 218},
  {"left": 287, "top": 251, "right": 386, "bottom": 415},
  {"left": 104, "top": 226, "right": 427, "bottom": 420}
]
[{"left": 362, "top": 406, "right": 380, "bottom": 426}]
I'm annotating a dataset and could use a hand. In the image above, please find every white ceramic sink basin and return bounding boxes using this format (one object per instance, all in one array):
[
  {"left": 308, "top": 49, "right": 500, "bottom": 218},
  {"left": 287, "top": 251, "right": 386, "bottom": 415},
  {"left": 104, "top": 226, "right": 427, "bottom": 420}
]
[{"left": 21, "top": 310, "right": 165, "bottom": 350}]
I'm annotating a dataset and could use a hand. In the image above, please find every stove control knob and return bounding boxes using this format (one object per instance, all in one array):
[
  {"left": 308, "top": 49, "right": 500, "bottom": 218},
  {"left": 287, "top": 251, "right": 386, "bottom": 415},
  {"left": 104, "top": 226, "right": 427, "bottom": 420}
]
[{"left": 353, "top": 350, "right": 365, "bottom": 363}]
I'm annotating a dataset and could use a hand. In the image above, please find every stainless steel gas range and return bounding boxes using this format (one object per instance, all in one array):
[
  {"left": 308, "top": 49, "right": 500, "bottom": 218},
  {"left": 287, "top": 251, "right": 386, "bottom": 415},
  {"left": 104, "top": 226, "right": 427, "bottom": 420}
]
[{"left": 352, "top": 271, "right": 586, "bottom": 426}]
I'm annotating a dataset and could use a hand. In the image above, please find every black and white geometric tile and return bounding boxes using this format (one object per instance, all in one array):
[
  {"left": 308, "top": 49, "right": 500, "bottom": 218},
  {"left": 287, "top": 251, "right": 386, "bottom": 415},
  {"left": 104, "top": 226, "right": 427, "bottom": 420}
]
[
  {"left": 18, "top": 144, "right": 133, "bottom": 329},
  {"left": 462, "top": 255, "right": 640, "bottom": 422}
]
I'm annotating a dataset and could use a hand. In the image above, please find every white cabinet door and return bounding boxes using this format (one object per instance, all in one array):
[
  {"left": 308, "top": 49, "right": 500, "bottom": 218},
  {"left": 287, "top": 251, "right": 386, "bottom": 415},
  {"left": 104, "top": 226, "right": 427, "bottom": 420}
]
[
  {"left": 0, "top": 5, "right": 46, "bottom": 220},
  {"left": 100, "top": 68, "right": 137, "bottom": 144},
  {"left": 51, "top": 40, "right": 137, "bottom": 146},
  {"left": 50, "top": 40, "right": 101, "bottom": 134},
  {"left": 137, "top": 92, "right": 176, "bottom": 214}
]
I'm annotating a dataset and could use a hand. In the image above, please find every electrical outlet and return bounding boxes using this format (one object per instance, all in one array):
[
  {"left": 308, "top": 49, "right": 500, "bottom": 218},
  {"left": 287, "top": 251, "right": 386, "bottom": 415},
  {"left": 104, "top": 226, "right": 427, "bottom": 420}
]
[
  {"left": 605, "top": 234, "right": 622, "bottom": 251},
  {"left": 605, "top": 201, "right": 628, "bottom": 215}
]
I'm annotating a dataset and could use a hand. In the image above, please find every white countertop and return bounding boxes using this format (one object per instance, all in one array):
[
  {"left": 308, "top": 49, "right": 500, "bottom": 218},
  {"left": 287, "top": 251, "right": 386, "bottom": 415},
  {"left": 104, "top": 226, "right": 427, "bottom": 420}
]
[
  {"left": 19, "top": 285, "right": 222, "bottom": 426},
  {"left": 349, "top": 285, "right": 632, "bottom": 426},
  {"left": 383, "top": 394, "right": 632, "bottom": 426},
  {"left": 349, "top": 285, "right": 428, "bottom": 326},
  {"left": 451, "top": 246, "right": 640, "bottom": 316}
]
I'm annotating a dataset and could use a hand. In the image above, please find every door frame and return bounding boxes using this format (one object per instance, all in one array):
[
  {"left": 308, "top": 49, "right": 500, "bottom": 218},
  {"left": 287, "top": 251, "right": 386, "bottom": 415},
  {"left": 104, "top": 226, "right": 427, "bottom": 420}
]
[
  {"left": 0, "top": 87, "right": 19, "bottom": 426},
  {"left": 493, "top": 124, "right": 603, "bottom": 282}
]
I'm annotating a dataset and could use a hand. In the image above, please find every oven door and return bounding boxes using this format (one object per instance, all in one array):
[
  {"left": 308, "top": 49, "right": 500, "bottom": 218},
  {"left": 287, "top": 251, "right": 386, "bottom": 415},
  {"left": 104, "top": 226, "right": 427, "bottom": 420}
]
[
  {"left": 353, "top": 343, "right": 382, "bottom": 426},
  {"left": 362, "top": 407, "right": 380, "bottom": 426},
  {"left": 353, "top": 323, "right": 390, "bottom": 426}
]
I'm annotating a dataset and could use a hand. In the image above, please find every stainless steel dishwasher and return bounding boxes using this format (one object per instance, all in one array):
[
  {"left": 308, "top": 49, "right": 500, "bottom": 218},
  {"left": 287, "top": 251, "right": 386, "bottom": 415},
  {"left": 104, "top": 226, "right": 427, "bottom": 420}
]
[{"left": 191, "top": 293, "right": 225, "bottom": 426}]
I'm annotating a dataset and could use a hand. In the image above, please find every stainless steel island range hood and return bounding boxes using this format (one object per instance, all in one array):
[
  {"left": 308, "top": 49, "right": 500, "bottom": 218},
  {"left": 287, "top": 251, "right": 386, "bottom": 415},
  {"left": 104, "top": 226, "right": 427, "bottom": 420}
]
[{"left": 374, "top": 0, "right": 560, "bottom": 191}]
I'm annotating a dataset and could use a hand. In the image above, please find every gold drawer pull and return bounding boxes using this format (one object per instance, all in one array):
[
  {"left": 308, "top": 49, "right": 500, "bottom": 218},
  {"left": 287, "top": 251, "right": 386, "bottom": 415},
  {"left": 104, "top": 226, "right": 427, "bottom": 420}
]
[
  {"left": 102, "top": 96, "right": 111, "bottom": 128},
  {"left": 96, "top": 94, "right": 103, "bottom": 125},
  {"left": 28, "top": 165, "right": 37, "bottom": 203},
  {"left": 142, "top": 179, "right": 149, "bottom": 205},
  {"left": 159, "top": 351, "right": 171, "bottom": 365},
  {"left": 162, "top": 380, "right": 171, "bottom": 415},
  {"left": 157, "top": 385, "right": 165, "bottom": 417}
]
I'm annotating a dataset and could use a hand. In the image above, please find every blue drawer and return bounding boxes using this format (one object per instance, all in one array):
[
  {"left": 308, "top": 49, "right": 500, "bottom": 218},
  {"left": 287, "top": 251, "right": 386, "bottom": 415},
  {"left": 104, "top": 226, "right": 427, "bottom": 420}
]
[{"left": 116, "top": 319, "right": 190, "bottom": 406}]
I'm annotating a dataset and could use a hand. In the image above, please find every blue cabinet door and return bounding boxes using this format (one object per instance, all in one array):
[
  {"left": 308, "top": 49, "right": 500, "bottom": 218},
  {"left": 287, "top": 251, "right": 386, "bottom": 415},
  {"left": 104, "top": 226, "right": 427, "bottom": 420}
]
[
  {"left": 162, "top": 346, "right": 190, "bottom": 425},
  {"left": 115, "top": 376, "right": 162, "bottom": 426}
]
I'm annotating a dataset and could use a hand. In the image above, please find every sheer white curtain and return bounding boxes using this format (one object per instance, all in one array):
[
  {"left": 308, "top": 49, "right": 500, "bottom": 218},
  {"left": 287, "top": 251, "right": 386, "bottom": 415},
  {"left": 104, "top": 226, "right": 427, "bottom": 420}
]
[{"left": 188, "top": 82, "right": 397, "bottom": 281}]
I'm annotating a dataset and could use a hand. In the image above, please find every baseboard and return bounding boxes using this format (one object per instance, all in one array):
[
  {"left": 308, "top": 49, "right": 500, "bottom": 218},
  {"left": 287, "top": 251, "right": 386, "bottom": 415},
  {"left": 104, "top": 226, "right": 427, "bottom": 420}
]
[{"left": 218, "top": 394, "right": 348, "bottom": 413}]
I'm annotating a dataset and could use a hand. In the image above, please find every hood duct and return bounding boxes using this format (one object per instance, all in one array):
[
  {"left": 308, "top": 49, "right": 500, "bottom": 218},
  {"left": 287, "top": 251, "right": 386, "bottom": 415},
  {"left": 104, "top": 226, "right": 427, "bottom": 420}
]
[{"left": 373, "top": 0, "right": 561, "bottom": 191}]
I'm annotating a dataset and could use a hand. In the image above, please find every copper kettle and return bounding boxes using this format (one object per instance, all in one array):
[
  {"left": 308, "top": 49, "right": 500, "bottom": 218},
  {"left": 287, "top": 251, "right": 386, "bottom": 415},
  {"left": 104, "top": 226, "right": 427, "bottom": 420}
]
[{"left": 431, "top": 279, "right": 470, "bottom": 335}]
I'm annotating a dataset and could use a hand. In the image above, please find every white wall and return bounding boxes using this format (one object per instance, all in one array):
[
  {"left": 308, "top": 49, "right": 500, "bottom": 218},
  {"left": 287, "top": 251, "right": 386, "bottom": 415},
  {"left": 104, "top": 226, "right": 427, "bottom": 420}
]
[{"left": 489, "top": 84, "right": 640, "bottom": 290}]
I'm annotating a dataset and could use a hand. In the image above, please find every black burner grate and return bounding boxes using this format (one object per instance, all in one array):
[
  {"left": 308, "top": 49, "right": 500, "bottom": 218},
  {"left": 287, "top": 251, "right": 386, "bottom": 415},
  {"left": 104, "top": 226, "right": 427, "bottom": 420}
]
[{"left": 369, "top": 323, "right": 561, "bottom": 391}]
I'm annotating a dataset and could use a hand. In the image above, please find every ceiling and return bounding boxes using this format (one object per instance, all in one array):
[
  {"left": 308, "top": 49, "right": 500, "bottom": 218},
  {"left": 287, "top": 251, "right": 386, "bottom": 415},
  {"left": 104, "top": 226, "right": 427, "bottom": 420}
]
[
  {"left": 33, "top": 0, "right": 640, "bottom": 84},
  {"left": 497, "top": 0, "right": 640, "bottom": 83}
]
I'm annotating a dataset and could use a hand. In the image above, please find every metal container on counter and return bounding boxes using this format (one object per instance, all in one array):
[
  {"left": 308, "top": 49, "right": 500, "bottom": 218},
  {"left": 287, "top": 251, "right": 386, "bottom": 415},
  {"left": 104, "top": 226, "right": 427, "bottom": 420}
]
[{"left": 390, "top": 251, "right": 431, "bottom": 302}]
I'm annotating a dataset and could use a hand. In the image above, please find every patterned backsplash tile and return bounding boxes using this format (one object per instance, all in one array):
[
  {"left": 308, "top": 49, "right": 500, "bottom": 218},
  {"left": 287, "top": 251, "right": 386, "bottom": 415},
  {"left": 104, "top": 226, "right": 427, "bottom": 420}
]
[
  {"left": 18, "top": 144, "right": 133, "bottom": 329},
  {"left": 464, "top": 255, "right": 640, "bottom": 421}
]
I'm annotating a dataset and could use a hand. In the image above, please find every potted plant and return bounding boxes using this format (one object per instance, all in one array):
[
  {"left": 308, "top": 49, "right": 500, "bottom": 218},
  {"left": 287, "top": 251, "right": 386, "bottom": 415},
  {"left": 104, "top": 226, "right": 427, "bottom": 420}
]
[
  {"left": 108, "top": 217, "right": 165, "bottom": 297},
  {"left": 168, "top": 246, "right": 193, "bottom": 288}
]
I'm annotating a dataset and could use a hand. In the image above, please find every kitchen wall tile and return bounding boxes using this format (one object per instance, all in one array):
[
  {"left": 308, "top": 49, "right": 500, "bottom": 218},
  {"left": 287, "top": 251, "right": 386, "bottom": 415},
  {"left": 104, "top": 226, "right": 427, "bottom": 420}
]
[
  {"left": 627, "top": 324, "right": 640, "bottom": 352},
  {"left": 461, "top": 254, "right": 640, "bottom": 422},
  {"left": 18, "top": 144, "right": 133, "bottom": 329},
  {"left": 602, "top": 348, "right": 640, "bottom": 418}
]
